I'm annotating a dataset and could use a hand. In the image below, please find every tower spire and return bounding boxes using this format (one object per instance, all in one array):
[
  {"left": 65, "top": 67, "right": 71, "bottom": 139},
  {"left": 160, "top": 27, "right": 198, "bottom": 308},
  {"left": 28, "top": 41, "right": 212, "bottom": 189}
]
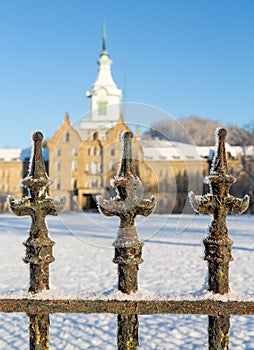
[
  {"left": 102, "top": 22, "right": 106, "bottom": 51},
  {"left": 102, "top": 22, "right": 107, "bottom": 53}
]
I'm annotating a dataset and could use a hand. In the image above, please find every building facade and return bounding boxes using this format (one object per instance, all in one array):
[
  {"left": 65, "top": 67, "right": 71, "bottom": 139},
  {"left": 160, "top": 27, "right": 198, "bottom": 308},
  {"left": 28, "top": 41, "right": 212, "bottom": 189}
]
[
  {"left": 1, "top": 33, "right": 254, "bottom": 214},
  {"left": 0, "top": 149, "right": 23, "bottom": 212}
]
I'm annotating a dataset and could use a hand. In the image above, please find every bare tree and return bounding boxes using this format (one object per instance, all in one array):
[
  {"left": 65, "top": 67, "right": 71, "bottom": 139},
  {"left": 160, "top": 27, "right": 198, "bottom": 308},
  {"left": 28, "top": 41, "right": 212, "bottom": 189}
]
[
  {"left": 226, "top": 124, "right": 254, "bottom": 146},
  {"left": 179, "top": 116, "right": 221, "bottom": 145},
  {"left": 145, "top": 115, "right": 221, "bottom": 145}
]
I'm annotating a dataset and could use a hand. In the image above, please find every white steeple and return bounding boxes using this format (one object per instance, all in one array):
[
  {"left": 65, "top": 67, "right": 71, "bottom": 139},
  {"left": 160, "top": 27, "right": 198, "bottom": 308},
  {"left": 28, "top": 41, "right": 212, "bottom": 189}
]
[{"left": 85, "top": 24, "right": 122, "bottom": 123}]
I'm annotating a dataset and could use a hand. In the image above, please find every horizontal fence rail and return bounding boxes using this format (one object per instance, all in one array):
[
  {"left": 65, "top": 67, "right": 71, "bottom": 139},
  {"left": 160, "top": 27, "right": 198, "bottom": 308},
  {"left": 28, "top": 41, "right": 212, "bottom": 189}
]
[
  {"left": 1, "top": 297, "right": 254, "bottom": 316},
  {"left": 1, "top": 127, "right": 252, "bottom": 349}
]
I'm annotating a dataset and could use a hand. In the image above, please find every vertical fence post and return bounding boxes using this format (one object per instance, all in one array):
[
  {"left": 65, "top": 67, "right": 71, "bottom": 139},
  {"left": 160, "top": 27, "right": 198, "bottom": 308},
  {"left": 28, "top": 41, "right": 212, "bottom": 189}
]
[
  {"left": 8, "top": 131, "right": 65, "bottom": 350},
  {"left": 97, "top": 130, "right": 156, "bottom": 350},
  {"left": 189, "top": 127, "right": 249, "bottom": 350}
]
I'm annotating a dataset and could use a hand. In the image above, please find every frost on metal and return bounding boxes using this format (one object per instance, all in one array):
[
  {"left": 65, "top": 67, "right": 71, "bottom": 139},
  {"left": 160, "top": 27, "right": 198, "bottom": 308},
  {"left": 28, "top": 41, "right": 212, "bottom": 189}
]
[
  {"left": 189, "top": 127, "right": 250, "bottom": 350},
  {"left": 8, "top": 131, "right": 65, "bottom": 350},
  {"left": 97, "top": 130, "right": 156, "bottom": 294},
  {"left": 189, "top": 127, "right": 249, "bottom": 294},
  {"left": 97, "top": 130, "right": 156, "bottom": 350},
  {"left": 8, "top": 131, "right": 65, "bottom": 293}
]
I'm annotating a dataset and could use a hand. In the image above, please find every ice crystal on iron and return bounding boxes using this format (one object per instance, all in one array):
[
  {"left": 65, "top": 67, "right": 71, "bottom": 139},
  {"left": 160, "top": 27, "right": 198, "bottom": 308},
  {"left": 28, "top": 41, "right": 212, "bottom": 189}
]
[
  {"left": 97, "top": 130, "right": 156, "bottom": 294},
  {"left": 8, "top": 131, "right": 65, "bottom": 293}
]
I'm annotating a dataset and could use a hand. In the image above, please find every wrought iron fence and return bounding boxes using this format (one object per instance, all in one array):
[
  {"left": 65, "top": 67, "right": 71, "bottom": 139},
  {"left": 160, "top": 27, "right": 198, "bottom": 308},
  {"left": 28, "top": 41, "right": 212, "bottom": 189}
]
[{"left": 0, "top": 128, "right": 253, "bottom": 350}]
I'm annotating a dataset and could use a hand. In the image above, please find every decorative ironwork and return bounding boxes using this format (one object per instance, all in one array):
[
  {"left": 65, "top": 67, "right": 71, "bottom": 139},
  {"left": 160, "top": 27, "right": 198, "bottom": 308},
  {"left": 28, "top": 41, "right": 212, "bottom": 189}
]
[
  {"left": 97, "top": 130, "right": 156, "bottom": 349},
  {"left": 189, "top": 127, "right": 249, "bottom": 349},
  {"left": 97, "top": 130, "right": 156, "bottom": 294},
  {"left": 8, "top": 131, "right": 65, "bottom": 350},
  {"left": 1, "top": 127, "right": 253, "bottom": 349}
]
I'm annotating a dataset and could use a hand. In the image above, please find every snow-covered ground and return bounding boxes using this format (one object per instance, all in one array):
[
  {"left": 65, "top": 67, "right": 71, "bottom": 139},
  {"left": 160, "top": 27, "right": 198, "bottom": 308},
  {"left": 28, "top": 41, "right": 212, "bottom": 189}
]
[{"left": 0, "top": 212, "right": 254, "bottom": 349}]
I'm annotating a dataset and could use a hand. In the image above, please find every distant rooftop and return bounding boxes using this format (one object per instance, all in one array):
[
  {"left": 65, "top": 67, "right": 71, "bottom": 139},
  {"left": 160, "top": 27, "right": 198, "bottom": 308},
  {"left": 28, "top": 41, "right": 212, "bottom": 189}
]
[
  {"left": 141, "top": 139, "right": 254, "bottom": 162},
  {"left": 142, "top": 140, "right": 206, "bottom": 162},
  {"left": 0, "top": 148, "right": 21, "bottom": 162}
]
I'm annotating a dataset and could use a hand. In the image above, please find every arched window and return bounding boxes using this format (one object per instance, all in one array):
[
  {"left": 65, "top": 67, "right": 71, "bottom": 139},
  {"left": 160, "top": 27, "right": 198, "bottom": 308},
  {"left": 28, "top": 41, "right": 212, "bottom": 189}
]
[{"left": 65, "top": 132, "right": 70, "bottom": 142}]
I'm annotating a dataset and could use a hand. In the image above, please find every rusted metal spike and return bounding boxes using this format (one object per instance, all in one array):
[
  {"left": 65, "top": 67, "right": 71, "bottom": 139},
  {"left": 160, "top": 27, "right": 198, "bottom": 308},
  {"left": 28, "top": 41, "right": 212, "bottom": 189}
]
[
  {"left": 97, "top": 130, "right": 156, "bottom": 350},
  {"left": 8, "top": 131, "right": 65, "bottom": 350},
  {"left": 118, "top": 130, "right": 137, "bottom": 178},
  {"left": 97, "top": 130, "right": 156, "bottom": 293},
  {"left": 9, "top": 131, "right": 65, "bottom": 292},
  {"left": 189, "top": 127, "right": 249, "bottom": 350},
  {"left": 189, "top": 127, "right": 249, "bottom": 292},
  {"left": 29, "top": 131, "right": 50, "bottom": 182},
  {"left": 211, "top": 127, "right": 228, "bottom": 176}
]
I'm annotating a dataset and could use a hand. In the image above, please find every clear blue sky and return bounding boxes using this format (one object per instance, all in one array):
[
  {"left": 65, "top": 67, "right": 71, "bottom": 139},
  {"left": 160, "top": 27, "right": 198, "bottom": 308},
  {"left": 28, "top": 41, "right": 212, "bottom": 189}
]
[{"left": 0, "top": 0, "right": 254, "bottom": 148}]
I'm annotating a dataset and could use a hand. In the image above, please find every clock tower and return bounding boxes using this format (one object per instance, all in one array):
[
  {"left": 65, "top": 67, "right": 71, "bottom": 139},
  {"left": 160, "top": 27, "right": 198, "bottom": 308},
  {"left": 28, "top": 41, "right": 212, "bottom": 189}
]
[{"left": 80, "top": 25, "right": 122, "bottom": 135}]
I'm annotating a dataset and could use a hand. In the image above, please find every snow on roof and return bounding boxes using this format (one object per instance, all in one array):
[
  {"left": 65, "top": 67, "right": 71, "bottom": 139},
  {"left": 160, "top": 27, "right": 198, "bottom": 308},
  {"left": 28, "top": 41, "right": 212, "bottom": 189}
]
[
  {"left": 142, "top": 140, "right": 209, "bottom": 162},
  {"left": 246, "top": 145, "right": 254, "bottom": 157},
  {"left": 142, "top": 140, "right": 254, "bottom": 162},
  {"left": 0, "top": 148, "right": 21, "bottom": 162}
]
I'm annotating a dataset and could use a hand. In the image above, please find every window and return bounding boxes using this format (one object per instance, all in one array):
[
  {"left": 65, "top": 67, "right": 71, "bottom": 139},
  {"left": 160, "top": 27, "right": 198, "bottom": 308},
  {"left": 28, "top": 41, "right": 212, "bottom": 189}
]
[
  {"left": 56, "top": 179, "right": 61, "bottom": 190},
  {"left": 98, "top": 101, "right": 107, "bottom": 116},
  {"left": 72, "top": 148, "right": 77, "bottom": 156},
  {"left": 55, "top": 161, "right": 61, "bottom": 172},
  {"left": 56, "top": 149, "right": 61, "bottom": 157},
  {"left": 111, "top": 149, "right": 115, "bottom": 156},
  {"left": 65, "top": 132, "right": 70, "bottom": 142},
  {"left": 109, "top": 160, "right": 115, "bottom": 171},
  {"left": 91, "top": 161, "right": 96, "bottom": 174},
  {"left": 72, "top": 179, "right": 77, "bottom": 190},
  {"left": 72, "top": 160, "right": 78, "bottom": 171}
]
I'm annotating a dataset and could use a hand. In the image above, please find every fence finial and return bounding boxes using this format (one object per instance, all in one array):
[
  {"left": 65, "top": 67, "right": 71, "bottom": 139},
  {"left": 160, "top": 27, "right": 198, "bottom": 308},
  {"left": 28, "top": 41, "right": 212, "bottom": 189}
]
[
  {"left": 189, "top": 127, "right": 249, "bottom": 292},
  {"left": 189, "top": 127, "right": 249, "bottom": 349},
  {"left": 97, "top": 130, "right": 156, "bottom": 293},
  {"left": 8, "top": 131, "right": 65, "bottom": 293},
  {"left": 97, "top": 130, "right": 156, "bottom": 350}
]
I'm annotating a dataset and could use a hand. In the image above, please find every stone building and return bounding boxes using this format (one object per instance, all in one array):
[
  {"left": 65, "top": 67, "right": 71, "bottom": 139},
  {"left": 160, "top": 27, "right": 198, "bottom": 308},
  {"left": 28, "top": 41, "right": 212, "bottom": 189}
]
[
  {"left": 47, "top": 114, "right": 82, "bottom": 210},
  {"left": 0, "top": 149, "right": 23, "bottom": 212},
  {"left": 46, "top": 34, "right": 143, "bottom": 211},
  {"left": 2, "top": 31, "right": 254, "bottom": 214},
  {"left": 45, "top": 32, "right": 254, "bottom": 214}
]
